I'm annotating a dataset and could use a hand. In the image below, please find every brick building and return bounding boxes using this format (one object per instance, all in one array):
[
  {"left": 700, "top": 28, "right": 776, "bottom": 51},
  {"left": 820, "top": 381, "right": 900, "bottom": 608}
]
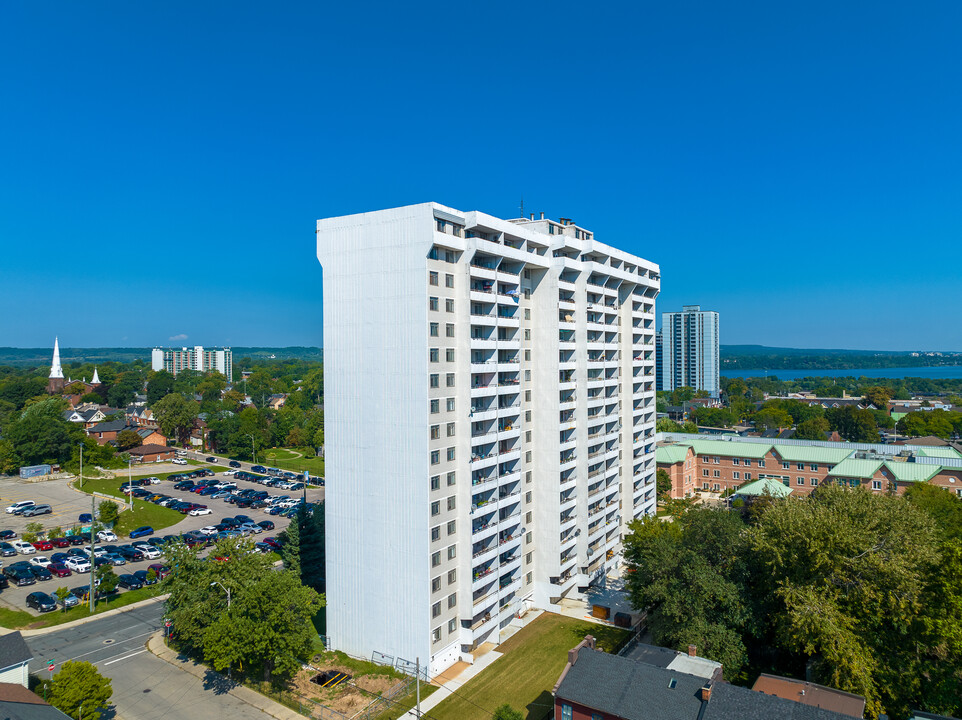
[{"left": 656, "top": 436, "right": 962, "bottom": 499}]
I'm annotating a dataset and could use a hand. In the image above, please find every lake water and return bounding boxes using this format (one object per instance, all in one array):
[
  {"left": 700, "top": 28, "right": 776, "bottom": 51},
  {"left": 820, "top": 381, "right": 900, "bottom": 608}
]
[{"left": 720, "top": 365, "right": 962, "bottom": 381}]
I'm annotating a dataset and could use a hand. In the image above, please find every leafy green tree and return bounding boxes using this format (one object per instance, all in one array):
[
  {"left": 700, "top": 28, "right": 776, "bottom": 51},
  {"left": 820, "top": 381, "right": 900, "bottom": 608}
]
[
  {"left": 23, "top": 522, "right": 44, "bottom": 543},
  {"left": 115, "top": 429, "right": 142, "bottom": 451},
  {"left": 794, "top": 416, "right": 830, "bottom": 441},
  {"left": 656, "top": 418, "right": 681, "bottom": 432},
  {"left": 80, "top": 392, "right": 104, "bottom": 404},
  {"left": 95, "top": 565, "right": 120, "bottom": 595},
  {"left": 163, "top": 537, "right": 324, "bottom": 683},
  {"left": 5, "top": 398, "right": 83, "bottom": 465},
  {"left": 298, "top": 505, "right": 326, "bottom": 591},
  {"left": 897, "top": 412, "right": 929, "bottom": 437},
  {"left": 691, "top": 406, "right": 737, "bottom": 428},
  {"left": 493, "top": 704, "right": 524, "bottom": 720},
  {"left": 825, "top": 406, "right": 879, "bottom": 442},
  {"left": 862, "top": 386, "right": 892, "bottom": 410},
  {"left": 281, "top": 515, "right": 301, "bottom": 577},
  {"left": 679, "top": 420, "right": 699, "bottom": 433},
  {"left": 98, "top": 500, "right": 119, "bottom": 526},
  {"left": 105, "top": 370, "right": 142, "bottom": 408},
  {"left": 753, "top": 407, "right": 792, "bottom": 432},
  {"left": 0, "top": 438, "right": 19, "bottom": 474},
  {"left": 146, "top": 370, "right": 175, "bottom": 405},
  {"left": 55, "top": 586, "right": 71, "bottom": 612},
  {"left": 48, "top": 660, "right": 113, "bottom": 719},
  {"left": 656, "top": 469, "right": 672, "bottom": 497},
  {"left": 669, "top": 386, "right": 695, "bottom": 405},
  {"left": 153, "top": 393, "right": 199, "bottom": 445}
]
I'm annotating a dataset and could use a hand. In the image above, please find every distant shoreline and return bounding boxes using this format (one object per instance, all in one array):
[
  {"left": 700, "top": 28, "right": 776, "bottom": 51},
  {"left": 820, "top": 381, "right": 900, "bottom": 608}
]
[{"left": 721, "top": 365, "right": 962, "bottom": 381}]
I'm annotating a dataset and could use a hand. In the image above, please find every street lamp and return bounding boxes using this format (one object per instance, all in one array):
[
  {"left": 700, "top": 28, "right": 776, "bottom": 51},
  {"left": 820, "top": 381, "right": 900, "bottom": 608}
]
[
  {"left": 243, "top": 434, "right": 256, "bottom": 464},
  {"left": 210, "top": 582, "right": 232, "bottom": 680}
]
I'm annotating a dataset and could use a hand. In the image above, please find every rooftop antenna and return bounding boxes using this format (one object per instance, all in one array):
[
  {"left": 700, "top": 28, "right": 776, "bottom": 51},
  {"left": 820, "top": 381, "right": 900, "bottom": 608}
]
[{"left": 519, "top": 196, "right": 524, "bottom": 218}]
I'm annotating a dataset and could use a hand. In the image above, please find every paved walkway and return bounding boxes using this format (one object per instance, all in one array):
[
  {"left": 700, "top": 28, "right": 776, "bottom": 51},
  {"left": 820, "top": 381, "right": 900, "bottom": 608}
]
[{"left": 147, "top": 632, "right": 306, "bottom": 720}]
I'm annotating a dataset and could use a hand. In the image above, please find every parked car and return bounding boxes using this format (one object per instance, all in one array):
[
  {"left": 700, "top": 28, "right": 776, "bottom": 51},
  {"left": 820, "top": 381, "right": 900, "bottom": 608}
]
[
  {"left": 0, "top": 530, "right": 17, "bottom": 540},
  {"left": 257, "top": 520, "right": 275, "bottom": 532},
  {"left": 104, "top": 553, "right": 126, "bottom": 566},
  {"left": 67, "top": 534, "right": 87, "bottom": 546},
  {"left": 198, "top": 526, "right": 219, "bottom": 536},
  {"left": 51, "top": 552, "right": 70, "bottom": 564},
  {"left": 0, "top": 543, "right": 17, "bottom": 557},
  {"left": 262, "top": 537, "right": 282, "bottom": 551},
  {"left": 133, "top": 569, "right": 158, "bottom": 586},
  {"left": 132, "top": 544, "right": 161, "bottom": 560},
  {"left": 239, "top": 523, "right": 262, "bottom": 535},
  {"left": 129, "top": 526, "right": 154, "bottom": 539},
  {"left": 254, "top": 542, "right": 273, "bottom": 553},
  {"left": 31, "top": 540, "right": 53, "bottom": 552},
  {"left": 171, "top": 458, "right": 188, "bottom": 465},
  {"left": 228, "top": 460, "right": 241, "bottom": 468},
  {"left": 117, "top": 574, "right": 143, "bottom": 590},
  {"left": 29, "top": 566, "right": 53, "bottom": 581},
  {"left": 64, "top": 557, "right": 91, "bottom": 573},
  {"left": 188, "top": 507, "right": 212, "bottom": 516},
  {"left": 3, "top": 568, "right": 34, "bottom": 586},
  {"left": 22, "top": 504, "right": 52, "bottom": 518},
  {"left": 78, "top": 513, "right": 93, "bottom": 523},
  {"left": 47, "top": 563, "right": 71, "bottom": 578},
  {"left": 58, "top": 591, "right": 80, "bottom": 608},
  {"left": 50, "top": 537, "right": 71, "bottom": 548},
  {"left": 143, "top": 476, "right": 161, "bottom": 485},
  {"left": 5, "top": 501, "right": 34, "bottom": 515},
  {"left": 12, "top": 541, "right": 35, "bottom": 555},
  {"left": 115, "top": 546, "right": 144, "bottom": 561},
  {"left": 26, "top": 592, "right": 57, "bottom": 613},
  {"left": 148, "top": 564, "right": 170, "bottom": 579},
  {"left": 96, "top": 530, "right": 118, "bottom": 542},
  {"left": 29, "top": 556, "right": 52, "bottom": 567}
]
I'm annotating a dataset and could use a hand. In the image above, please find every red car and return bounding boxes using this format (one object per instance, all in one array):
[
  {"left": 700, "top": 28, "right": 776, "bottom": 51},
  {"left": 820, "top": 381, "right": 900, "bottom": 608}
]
[
  {"left": 32, "top": 540, "right": 53, "bottom": 551},
  {"left": 50, "top": 537, "right": 71, "bottom": 548},
  {"left": 47, "top": 563, "right": 72, "bottom": 578},
  {"left": 148, "top": 564, "right": 170, "bottom": 579}
]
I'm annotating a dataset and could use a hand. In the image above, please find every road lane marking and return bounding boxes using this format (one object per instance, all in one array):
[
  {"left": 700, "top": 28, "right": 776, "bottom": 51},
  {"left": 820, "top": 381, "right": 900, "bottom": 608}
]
[
  {"left": 103, "top": 649, "right": 148, "bottom": 665},
  {"left": 48, "top": 629, "right": 159, "bottom": 664}
]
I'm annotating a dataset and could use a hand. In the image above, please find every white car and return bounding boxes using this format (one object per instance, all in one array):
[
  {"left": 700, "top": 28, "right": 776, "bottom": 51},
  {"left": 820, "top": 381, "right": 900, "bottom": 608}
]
[
  {"left": 5, "top": 501, "right": 35, "bottom": 514},
  {"left": 143, "top": 476, "right": 161, "bottom": 485},
  {"left": 239, "top": 522, "right": 262, "bottom": 535},
  {"left": 222, "top": 470, "right": 236, "bottom": 476},
  {"left": 199, "top": 526, "right": 219, "bottom": 536},
  {"left": 132, "top": 544, "right": 161, "bottom": 559},
  {"left": 64, "top": 557, "right": 91, "bottom": 573},
  {"left": 30, "top": 556, "right": 52, "bottom": 567},
  {"left": 171, "top": 458, "right": 188, "bottom": 465},
  {"left": 214, "top": 482, "right": 236, "bottom": 491},
  {"left": 188, "top": 507, "right": 212, "bottom": 516},
  {"left": 12, "top": 541, "right": 35, "bottom": 555},
  {"left": 96, "top": 530, "right": 117, "bottom": 542}
]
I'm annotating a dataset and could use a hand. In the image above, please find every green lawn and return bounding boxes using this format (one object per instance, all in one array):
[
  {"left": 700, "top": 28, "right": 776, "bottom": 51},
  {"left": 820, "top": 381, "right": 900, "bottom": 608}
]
[
  {"left": 72, "top": 477, "right": 185, "bottom": 536},
  {"left": 429, "top": 613, "right": 631, "bottom": 720},
  {"left": 0, "top": 586, "right": 165, "bottom": 630},
  {"left": 260, "top": 448, "right": 325, "bottom": 478}
]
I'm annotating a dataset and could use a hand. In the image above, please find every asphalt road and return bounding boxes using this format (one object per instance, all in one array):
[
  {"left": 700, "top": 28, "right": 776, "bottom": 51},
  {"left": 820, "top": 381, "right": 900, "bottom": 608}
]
[{"left": 26, "top": 602, "right": 272, "bottom": 720}]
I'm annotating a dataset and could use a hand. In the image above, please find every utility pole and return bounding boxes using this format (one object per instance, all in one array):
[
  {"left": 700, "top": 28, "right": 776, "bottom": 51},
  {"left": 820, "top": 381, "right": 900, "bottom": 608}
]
[
  {"left": 415, "top": 658, "right": 420, "bottom": 719},
  {"left": 79, "top": 444, "right": 83, "bottom": 489},
  {"left": 88, "top": 491, "right": 96, "bottom": 612}
]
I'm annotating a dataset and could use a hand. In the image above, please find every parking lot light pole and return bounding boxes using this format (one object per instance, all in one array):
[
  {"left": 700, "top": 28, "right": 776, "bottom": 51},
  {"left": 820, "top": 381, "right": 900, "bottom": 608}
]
[{"left": 210, "top": 582, "right": 232, "bottom": 679}]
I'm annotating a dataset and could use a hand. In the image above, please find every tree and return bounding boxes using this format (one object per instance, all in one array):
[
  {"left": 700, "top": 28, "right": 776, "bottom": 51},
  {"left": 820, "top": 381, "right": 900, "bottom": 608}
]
[
  {"left": 862, "top": 386, "right": 892, "bottom": 410},
  {"left": 897, "top": 412, "right": 930, "bottom": 438},
  {"left": 669, "top": 387, "right": 695, "bottom": 405},
  {"left": 23, "top": 522, "right": 43, "bottom": 543},
  {"left": 656, "top": 418, "right": 680, "bottom": 433},
  {"left": 825, "top": 406, "right": 879, "bottom": 443},
  {"left": 493, "top": 704, "right": 524, "bottom": 720},
  {"left": 297, "top": 505, "right": 325, "bottom": 592},
  {"left": 691, "top": 406, "right": 737, "bottom": 428},
  {"left": 105, "top": 370, "right": 142, "bottom": 408},
  {"left": 5, "top": 397, "right": 83, "bottom": 466},
  {"left": 152, "top": 393, "right": 199, "bottom": 445},
  {"left": 146, "top": 370, "right": 175, "bottom": 405},
  {"left": 80, "top": 392, "right": 103, "bottom": 404},
  {"left": 95, "top": 565, "right": 120, "bottom": 595},
  {"left": 753, "top": 407, "right": 792, "bottom": 432},
  {"left": 281, "top": 515, "right": 301, "bottom": 577},
  {"left": 656, "top": 468, "right": 672, "bottom": 497},
  {"left": 679, "top": 420, "right": 699, "bottom": 433},
  {"left": 55, "top": 586, "right": 71, "bottom": 612},
  {"left": 115, "top": 429, "right": 142, "bottom": 451},
  {"left": 163, "top": 537, "right": 324, "bottom": 683},
  {"left": 48, "top": 660, "right": 113, "bottom": 719},
  {"left": 98, "top": 500, "right": 119, "bottom": 526},
  {"left": 794, "top": 416, "right": 830, "bottom": 441}
]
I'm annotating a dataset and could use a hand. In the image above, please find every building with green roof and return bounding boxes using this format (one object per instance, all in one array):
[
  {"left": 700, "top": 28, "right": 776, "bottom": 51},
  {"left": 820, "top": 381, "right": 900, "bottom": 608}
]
[
  {"left": 733, "top": 477, "right": 793, "bottom": 498},
  {"left": 655, "top": 446, "right": 690, "bottom": 465},
  {"left": 882, "top": 462, "right": 941, "bottom": 483},
  {"left": 827, "top": 458, "right": 885, "bottom": 480}
]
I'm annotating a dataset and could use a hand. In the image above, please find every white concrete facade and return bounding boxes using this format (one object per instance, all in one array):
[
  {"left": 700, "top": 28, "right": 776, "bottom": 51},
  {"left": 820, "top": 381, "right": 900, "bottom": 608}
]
[
  {"left": 660, "top": 305, "right": 719, "bottom": 398},
  {"left": 151, "top": 346, "right": 233, "bottom": 382},
  {"left": 317, "top": 203, "right": 659, "bottom": 677}
]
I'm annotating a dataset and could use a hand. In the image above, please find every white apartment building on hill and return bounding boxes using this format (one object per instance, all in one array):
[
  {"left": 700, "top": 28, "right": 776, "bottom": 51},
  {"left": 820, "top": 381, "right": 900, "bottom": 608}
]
[
  {"left": 316, "top": 203, "right": 660, "bottom": 677},
  {"left": 150, "top": 346, "right": 232, "bottom": 382}
]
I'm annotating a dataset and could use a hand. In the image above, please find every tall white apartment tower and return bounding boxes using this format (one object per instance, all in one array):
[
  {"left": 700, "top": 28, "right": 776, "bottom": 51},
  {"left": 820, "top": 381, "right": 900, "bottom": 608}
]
[
  {"left": 150, "top": 346, "right": 233, "bottom": 382},
  {"left": 660, "top": 305, "right": 720, "bottom": 398},
  {"left": 317, "top": 203, "right": 660, "bottom": 677}
]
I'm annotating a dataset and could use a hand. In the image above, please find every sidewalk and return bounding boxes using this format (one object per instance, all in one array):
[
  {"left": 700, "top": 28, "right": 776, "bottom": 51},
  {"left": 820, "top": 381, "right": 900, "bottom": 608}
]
[
  {"left": 19, "top": 594, "right": 169, "bottom": 637},
  {"left": 401, "top": 645, "right": 503, "bottom": 719},
  {"left": 147, "top": 632, "right": 306, "bottom": 720}
]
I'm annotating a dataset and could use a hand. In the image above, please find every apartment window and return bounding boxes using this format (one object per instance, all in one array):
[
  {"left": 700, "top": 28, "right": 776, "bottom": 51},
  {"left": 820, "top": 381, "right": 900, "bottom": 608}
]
[
  {"left": 526, "top": 532, "right": 533, "bottom": 544},
  {"left": 447, "top": 569, "right": 457, "bottom": 584},
  {"left": 447, "top": 471, "right": 456, "bottom": 486},
  {"left": 430, "top": 425, "right": 440, "bottom": 440},
  {"left": 430, "top": 374, "right": 439, "bottom": 388},
  {"left": 758, "top": 459, "right": 766, "bottom": 468},
  {"left": 431, "top": 527, "right": 440, "bottom": 542},
  {"left": 732, "top": 458, "right": 740, "bottom": 466},
  {"left": 526, "top": 471, "right": 532, "bottom": 484},
  {"left": 446, "top": 398, "right": 455, "bottom": 411},
  {"left": 430, "top": 475, "right": 440, "bottom": 491},
  {"left": 430, "top": 348, "right": 439, "bottom": 362},
  {"left": 810, "top": 464, "right": 818, "bottom": 471},
  {"left": 432, "top": 602, "right": 441, "bottom": 618},
  {"left": 446, "top": 373, "right": 455, "bottom": 387},
  {"left": 561, "top": 704, "right": 572, "bottom": 720},
  {"left": 702, "top": 469, "right": 709, "bottom": 477},
  {"left": 525, "top": 511, "right": 532, "bottom": 523},
  {"left": 526, "top": 571, "right": 533, "bottom": 584},
  {"left": 811, "top": 477, "right": 819, "bottom": 486},
  {"left": 432, "top": 627, "right": 441, "bottom": 643},
  {"left": 745, "top": 472, "right": 752, "bottom": 481},
  {"left": 525, "top": 451, "right": 532, "bottom": 462},
  {"left": 430, "top": 323, "right": 439, "bottom": 337},
  {"left": 445, "top": 273, "right": 454, "bottom": 288},
  {"left": 872, "top": 480, "right": 882, "bottom": 490},
  {"left": 713, "top": 483, "right": 721, "bottom": 491},
  {"left": 525, "top": 491, "right": 532, "bottom": 503},
  {"left": 446, "top": 348, "right": 455, "bottom": 362},
  {"left": 732, "top": 472, "right": 740, "bottom": 480},
  {"left": 446, "top": 299, "right": 455, "bottom": 313},
  {"left": 429, "top": 271, "right": 439, "bottom": 286},
  {"left": 525, "top": 411, "right": 531, "bottom": 422},
  {"left": 447, "top": 422, "right": 456, "bottom": 437},
  {"left": 797, "top": 477, "right": 805, "bottom": 486},
  {"left": 447, "top": 545, "right": 456, "bottom": 560},
  {"left": 797, "top": 463, "right": 805, "bottom": 470},
  {"left": 524, "top": 369, "right": 531, "bottom": 381},
  {"left": 432, "top": 576, "right": 441, "bottom": 592},
  {"left": 447, "top": 447, "right": 456, "bottom": 461},
  {"left": 713, "top": 457, "right": 720, "bottom": 464},
  {"left": 713, "top": 470, "right": 720, "bottom": 478},
  {"left": 447, "top": 520, "right": 456, "bottom": 535},
  {"left": 430, "top": 451, "right": 440, "bottom": 466},
  {"left": 524, "top": 308, "right": 530, "bottom": 320},
  {"left": 446, "top": 323, "right": 455, "bottom": 338},
  {"left": 448, "top": 619, "right": 457, "bottom": 634},
  {"left": 429, "top": 297, "right": 439, "bottom": 311},
  {"left": 525, "top": 430, "right": 532, "bottom": 442},
  {"left": 524, "top": 329, "right": 530, "bottom": 340},
  {"left": 524, "top": 289, "right": 531, "bottom": 299},
  {"left": 526, "top": 552, "right": 532, "bottom": 565},
  {"left": 525, "top": 390, "right": 531, "bottom": 401},
  {"left": 431, "top": 551, "right": 441, "bottom": 567},
  {"left": 447, "top": 593, "right": 457, "bottom": 609},
  {"left": 431, "top": 501, "right": 440, "bottom": 516},
  {"left": 703, "top": 482, "right": 710, "bottom": 490},
  {"left": 430, "top": 399, "right": 440, "bottom": 414},
  {"left": 447, "top": 496, "right": 456, "bottom": 511},
  {"left": 524, "top": 350, "right": 531, "bottom": 361},
  {"left": 782, "top": 462, "right": 790, "bottom": 470}
]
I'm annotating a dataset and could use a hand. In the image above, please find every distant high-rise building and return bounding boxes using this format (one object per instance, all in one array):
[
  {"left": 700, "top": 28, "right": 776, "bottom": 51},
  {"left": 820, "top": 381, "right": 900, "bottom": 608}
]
[
  {"left": 660, "top": 305, "right": 719, "bottom": 398},
  {"left": 151, "top": 346, "right": 232, "bottom": 382},
  {"left": 655, "top": 331, "right": 664, "bottom": 392},
  {"left": 317, "top": 202, "right": 660, "bottom": 677}
]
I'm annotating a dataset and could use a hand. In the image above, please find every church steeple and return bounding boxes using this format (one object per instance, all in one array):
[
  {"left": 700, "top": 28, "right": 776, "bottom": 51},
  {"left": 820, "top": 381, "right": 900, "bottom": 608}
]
[
  {"left": 49, "top": 337, "right": 64, "bottom": 379},
  {"left": 91, "top": 367, "right": 100, "bottom": 385}
]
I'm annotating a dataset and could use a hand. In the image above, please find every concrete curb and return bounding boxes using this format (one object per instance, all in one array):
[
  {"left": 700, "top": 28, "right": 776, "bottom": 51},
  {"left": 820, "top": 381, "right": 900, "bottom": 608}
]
[
  {"left": 19, "top": 594, "right": 169, "bottom": 637},
  {"left": 147, "top": 632, "right": 305, "bottom": 719}
]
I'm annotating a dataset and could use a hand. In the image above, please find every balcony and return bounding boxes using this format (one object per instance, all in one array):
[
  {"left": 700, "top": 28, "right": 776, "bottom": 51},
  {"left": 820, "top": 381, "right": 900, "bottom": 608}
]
[
  {"left": 470, "top": 264, "right": 497, "bottom": 280},
  {"left": 470, "top": 384, "right": 498, "bottom": 399},
  {"left": 472, "top": 567, "right": 498, "bottom": 593}
]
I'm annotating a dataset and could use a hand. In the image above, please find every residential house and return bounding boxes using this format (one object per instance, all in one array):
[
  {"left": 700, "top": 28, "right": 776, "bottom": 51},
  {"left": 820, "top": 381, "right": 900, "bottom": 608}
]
[
  {"left": 753, "top": 674, "right": 866, "bottom": 718},
  {"left": 267, "top": 393, "right": 288, "bottom": 410},
  {"left": 0, "top": 633, "right": 32, "bottom": 687},
  {"left": 126, "top": 445, "right": 175, "bottom": 463},
  {"left": 0, "top": 682, "right": 71, "bottom": 719}
]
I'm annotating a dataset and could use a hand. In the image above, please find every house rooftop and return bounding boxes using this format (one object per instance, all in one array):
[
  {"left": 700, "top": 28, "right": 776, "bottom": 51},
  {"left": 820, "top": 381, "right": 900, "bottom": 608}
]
[
  {"left": 0, "top": 632, "right": 32, "bottom": 670},
  {"left": 753, "top": 674, "right": 866, "bottom": 718}
]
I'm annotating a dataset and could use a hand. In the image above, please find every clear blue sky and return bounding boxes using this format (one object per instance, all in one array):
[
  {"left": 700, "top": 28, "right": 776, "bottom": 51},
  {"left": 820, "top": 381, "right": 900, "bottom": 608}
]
[{"left": 2, "top": 1, "right": 960, "bottom": 351}]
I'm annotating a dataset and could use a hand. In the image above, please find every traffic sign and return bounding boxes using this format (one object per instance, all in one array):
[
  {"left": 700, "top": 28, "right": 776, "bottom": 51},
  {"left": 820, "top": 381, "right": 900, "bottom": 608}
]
[
  {"left": 47, "top": 663, "right": 54, "bottom": 672},
  {"left": 165, "top": 621, "right": 172, "bottom": 628}
]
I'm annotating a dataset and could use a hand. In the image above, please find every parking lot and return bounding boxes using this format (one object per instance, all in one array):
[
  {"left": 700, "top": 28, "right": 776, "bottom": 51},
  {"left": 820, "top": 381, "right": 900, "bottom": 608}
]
[{"left": 0, "top": 464, "right": 324, "bottom": 617}]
